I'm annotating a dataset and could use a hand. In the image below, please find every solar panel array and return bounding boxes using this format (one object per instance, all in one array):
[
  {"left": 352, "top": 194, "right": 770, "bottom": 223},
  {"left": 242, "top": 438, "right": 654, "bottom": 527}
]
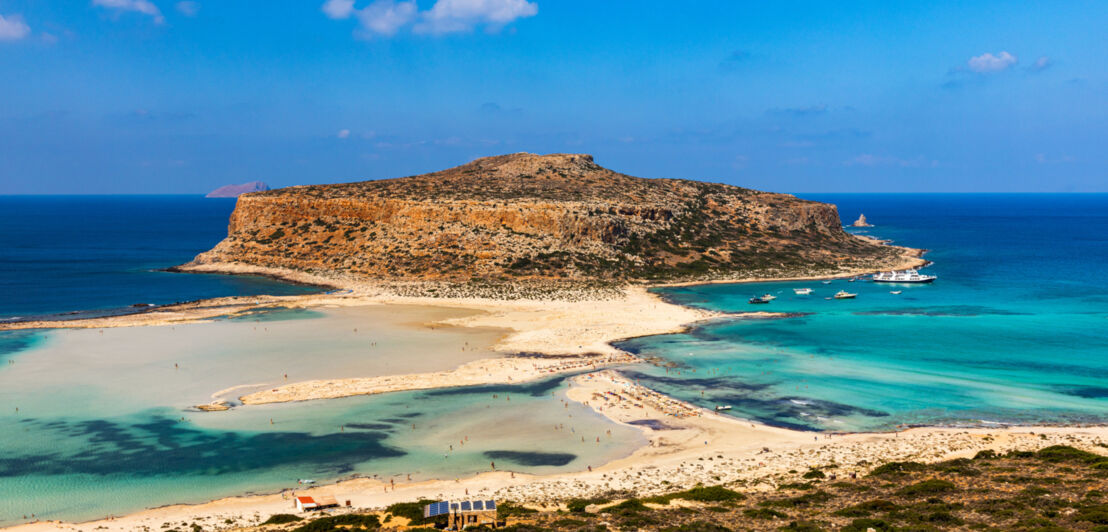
[
  {"left": 423, "top": 500, "right": 498, "bottom": 517},
  {"left": 423, "top": 501, "right": 450, "bottom": 518}
]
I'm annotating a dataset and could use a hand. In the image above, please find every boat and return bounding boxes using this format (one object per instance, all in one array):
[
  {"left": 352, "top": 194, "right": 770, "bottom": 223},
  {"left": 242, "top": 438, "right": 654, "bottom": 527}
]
[
  {"left": 833, "top": 290, "right": 857, "bottom": 299},
  {"left": 298, "top": 479, "right": 316, "bottom": 485},
  {"left": 872, "top": 269, "right": 936, "bottom": 284},
  {"left": 749, "top": 296, "right": 770, "bottom": 304},
  {"left": 715, "top": 405, "right": 732, "bottom": 411},
  {"left": 821, "top": 280, "right": 832, "bottom": 285},
  {"left": 761, "top": 293, "right": 777, "bottom": 301},
  {"left": 793, "top": 288, "right": 813, "bottom": 295},
  {"left": 890, "top": 290, "right": 902, "bottom": 295}
]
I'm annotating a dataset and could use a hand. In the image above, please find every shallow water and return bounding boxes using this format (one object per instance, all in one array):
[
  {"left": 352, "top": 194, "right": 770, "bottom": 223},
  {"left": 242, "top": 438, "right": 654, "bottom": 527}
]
[
  {"left": 619, "top": 194, "right": 1108, "bottom": 432},
  {"left": 0, "top": 307, "right": 645, "bottom": 524}
]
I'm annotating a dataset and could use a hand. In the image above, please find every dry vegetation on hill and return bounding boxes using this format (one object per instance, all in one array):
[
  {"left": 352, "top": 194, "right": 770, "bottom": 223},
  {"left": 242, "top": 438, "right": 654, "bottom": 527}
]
[
  {"left": 184, "top": 153, "right": 916, "bottom": 287},
  {"left": 225, "top": 445, "right": 1108, "bottom": 532}
]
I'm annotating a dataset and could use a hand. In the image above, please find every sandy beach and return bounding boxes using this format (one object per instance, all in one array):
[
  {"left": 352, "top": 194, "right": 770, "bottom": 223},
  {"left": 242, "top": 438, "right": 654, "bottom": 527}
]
[{"left": 9, "top": 369, "right": 1108, "bottom": 531}]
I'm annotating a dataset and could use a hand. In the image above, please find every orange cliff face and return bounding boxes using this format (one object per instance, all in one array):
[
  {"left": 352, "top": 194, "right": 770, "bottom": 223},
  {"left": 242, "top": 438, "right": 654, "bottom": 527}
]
[{"left": 182, "top": 153, "right": 912, "bottom": 283}]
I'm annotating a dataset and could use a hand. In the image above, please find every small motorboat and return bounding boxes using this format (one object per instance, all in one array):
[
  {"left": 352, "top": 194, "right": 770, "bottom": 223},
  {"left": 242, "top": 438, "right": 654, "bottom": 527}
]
[
  {"left": 821, "top": 280, "right": 832, "bottom": 285},
  {"left": 833, "top": 290, "right": 857, "bottom": 299},
  {"left": 761, "top": 293, "right": 777, "bottom": 301},
  {"left": 749, "top": 296, "right": 771, "bottom": 304},
  {"left": 793, "top": 288, "right": 813, "bottom": 295},
  {"left": 890, "top": 290, "right": 903, "bottom": 295},
  {"left": 715, "top": 405, "right": 732, "bottom": 411},
  {"left": 298, "top": 479, "right": 316, "bottom": 485}
]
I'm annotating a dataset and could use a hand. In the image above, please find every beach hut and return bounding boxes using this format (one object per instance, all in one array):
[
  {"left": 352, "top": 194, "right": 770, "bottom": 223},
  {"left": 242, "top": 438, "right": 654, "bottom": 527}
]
[
  {"left": 424, "top": 499, "right": 499, "bottom": 529},
  {"left": 295, "top": 494, "right": 339, "bottom": 512}
]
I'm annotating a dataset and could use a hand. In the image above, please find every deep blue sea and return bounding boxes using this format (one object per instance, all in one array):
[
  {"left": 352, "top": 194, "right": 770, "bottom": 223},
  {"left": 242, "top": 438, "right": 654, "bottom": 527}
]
[
  {"left": 620, "top": 194, "right": 1108, "bottom": 432},
  {"left": 0, "top": 196, "right": 319, "bottom": 321}
]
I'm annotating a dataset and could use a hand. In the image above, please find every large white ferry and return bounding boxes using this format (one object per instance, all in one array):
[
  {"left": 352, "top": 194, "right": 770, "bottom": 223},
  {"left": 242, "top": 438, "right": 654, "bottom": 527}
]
[{"left": 872, "top": 269, "right": 936, "bottom": 284}]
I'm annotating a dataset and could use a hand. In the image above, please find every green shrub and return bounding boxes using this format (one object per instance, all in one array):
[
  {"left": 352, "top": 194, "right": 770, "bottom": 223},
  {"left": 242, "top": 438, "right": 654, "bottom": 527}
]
[
  {"left": 745, "top": 508, "right": 788, "bottom": 519},
  {"left": 779, "top": 521, "right": 824, "bottom": 532},
  {"left": 290, "top": 514, "right": 380, "bottom": 532},
  {"left": 841, "top": 518, "right": 893, "bottom": 532},
  {"left": 802, "top": 470, "right": 826, "bottom": 480},
  {"left": 869, "top": 461, "right": 927, "bottom": 476},
  {"left": 384, "top": 499, "right": 438, "bottom": 526},
  {"left": 645, "top": 486, "right": 744, "bottom": 504},
  {"left": 834, "top": 499, "right": 899, "bottom": 517},
  {"left": 896, "top": 479, "right": 957, "bottom": 497},
  {"left": 262, "top": 514, "right": 303, "bottom": 525}
]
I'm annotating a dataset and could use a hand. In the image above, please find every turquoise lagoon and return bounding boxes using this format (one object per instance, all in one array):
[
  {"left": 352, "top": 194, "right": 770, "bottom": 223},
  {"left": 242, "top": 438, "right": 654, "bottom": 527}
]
[
  {"left": 619, "top": 194, "right": 1108, "bottom": 432},
  {"left": 0, "top": 306, "right": 644, "bottom": 525}
]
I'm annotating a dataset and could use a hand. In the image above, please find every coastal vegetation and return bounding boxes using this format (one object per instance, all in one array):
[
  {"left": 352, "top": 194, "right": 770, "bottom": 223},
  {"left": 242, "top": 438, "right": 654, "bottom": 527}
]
[{"left": 237, "top": 445, "right": 1108, "bottom": 531}]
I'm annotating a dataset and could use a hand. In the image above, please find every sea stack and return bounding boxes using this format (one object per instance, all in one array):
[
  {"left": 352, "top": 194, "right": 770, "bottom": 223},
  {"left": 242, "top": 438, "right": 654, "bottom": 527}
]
[
  {"left": 206, "top": 181, "right": 270, "bottom": 198},
  {"left": 852, "top": 214, "right": 873, "bottom": 227}
]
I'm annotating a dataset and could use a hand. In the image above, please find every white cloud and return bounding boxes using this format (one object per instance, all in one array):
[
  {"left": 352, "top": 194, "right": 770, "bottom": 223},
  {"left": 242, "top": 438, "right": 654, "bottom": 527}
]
[
  {"left": 175, "top": 1, "right": 199, "bottom": 17},
  {"left": 322, "top": 0, "right": 356, "bottom": 19},
  {"left": 322, "top": 0, "right": 537, "bottom": 37},
  {"left": 0, "top": 13, "right": 31, "bottom": 41},
  {"left": 356, "top": 0, "right": 417, "bottom": 36},
  {"left": 416, "top": 0, "right": 538, "bottom": 34},
  {"left": 967, "top": 51, "right": 1017, "bottom": 73},
  {"left": 337, "top": 129, "right": 351, "bottom": 139},
  {"left": 93, "top": 0, "right": 165, "bottom": 24}
]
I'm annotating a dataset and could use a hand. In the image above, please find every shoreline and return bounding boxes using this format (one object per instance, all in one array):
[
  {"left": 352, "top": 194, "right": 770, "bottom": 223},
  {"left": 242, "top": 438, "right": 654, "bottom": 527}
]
[{"left": 9, "top": 369, "right": 1108, "bottom": 531}]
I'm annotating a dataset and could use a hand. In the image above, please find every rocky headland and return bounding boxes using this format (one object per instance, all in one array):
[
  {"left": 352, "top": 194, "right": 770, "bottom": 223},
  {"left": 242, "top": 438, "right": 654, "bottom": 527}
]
[{"left": 178, "top": 153, "right": 921, "bottom": 292}]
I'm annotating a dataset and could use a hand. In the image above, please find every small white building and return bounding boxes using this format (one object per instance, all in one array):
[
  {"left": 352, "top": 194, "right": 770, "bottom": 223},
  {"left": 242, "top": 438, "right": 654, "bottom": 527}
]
[{"left": 295, "top": 495, "right": 339, "bottom": 512}]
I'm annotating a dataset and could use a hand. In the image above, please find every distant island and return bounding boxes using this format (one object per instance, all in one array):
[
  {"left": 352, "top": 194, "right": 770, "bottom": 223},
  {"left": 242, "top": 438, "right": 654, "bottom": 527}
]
[
  {"left": 180, "top": 153, "right": 921, "bottom": 290},
  {"left": 205, "top": 181, "right": 270, "bottom": 198}
]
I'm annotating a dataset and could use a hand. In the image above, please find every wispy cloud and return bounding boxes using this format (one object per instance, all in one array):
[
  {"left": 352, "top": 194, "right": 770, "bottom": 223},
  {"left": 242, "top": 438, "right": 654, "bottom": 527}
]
[
  {"left": 175, "top": 1, "right": 199, "bottom": 17},
  {"left": 0, "top": 13, "right": 30, "bottom": 40},
  {"left": 337, "top": 129, "right": 351, "bottom": 139},
  {"left": 323, "top": 0, "right": 537, "bottom": 38},
  {"left": 719, "top": 50, "right": 750, "bottom": 73},
  {"left": 967, "top": 51, "right": 1017, "bottom": 73},
  {"left": 845, "top": 154, "right": 937, "bottom": 168},
  {"left": 322, "top": 0, "right": 356, "bottom": 19},
  {"left": 93, "top": 0, "right": 165, "bottom": 24},
  {"left": 416, "top": 0, "right": 537, "bottom": 34},
  {"left": 768, "top": 104, "right": 828, "bottom": 117},
  {"left": 1027, "top": 56, "right": 1052, "bottom": 73}
]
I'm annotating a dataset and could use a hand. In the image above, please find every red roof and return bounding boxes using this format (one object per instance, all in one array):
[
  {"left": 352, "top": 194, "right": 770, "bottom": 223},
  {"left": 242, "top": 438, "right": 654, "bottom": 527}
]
[{"left": 297, "top": 496, "right": 316, "bottom": 504}]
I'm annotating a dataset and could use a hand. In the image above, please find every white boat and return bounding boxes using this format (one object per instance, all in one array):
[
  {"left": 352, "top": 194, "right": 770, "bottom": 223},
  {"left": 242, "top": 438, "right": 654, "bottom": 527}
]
[
  {"left": 833, "top": 290, "right": 857, "bottom": 299},
  {"left": 821, "top": 280, "right": 832, "bottom": 285},
  {"left": 793, "top": 288, "right": 813, "bottom": 295},
  {"left": 872, "top": 269, "right": 936, "bottom": 284},
  {"left": 890, "top": 290, "right": 903, "bottom": 295},
  {"left": 761, "top": 293, "right": 777, "bottom": 301},
  {"left": 715, "top": 405, "right": 732, "bottom": 411}
]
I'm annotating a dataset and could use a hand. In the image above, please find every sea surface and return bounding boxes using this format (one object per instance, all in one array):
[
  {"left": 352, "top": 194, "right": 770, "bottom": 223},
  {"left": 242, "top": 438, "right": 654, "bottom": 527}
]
[
  {"left": 620, "top": 194, "right": 1108, "bottom": 432},
  {"left": 0, "top": 195, "right": 319, "bottom": 321},
  {"left": 2, "top": 193, "right": 1107, "bottom": 524}
]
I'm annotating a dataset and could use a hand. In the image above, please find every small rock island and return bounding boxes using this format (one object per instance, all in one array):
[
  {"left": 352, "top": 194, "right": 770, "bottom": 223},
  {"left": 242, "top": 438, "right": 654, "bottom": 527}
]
[{"left": 206, "top": 181, "right": 270, "bottom": 198}]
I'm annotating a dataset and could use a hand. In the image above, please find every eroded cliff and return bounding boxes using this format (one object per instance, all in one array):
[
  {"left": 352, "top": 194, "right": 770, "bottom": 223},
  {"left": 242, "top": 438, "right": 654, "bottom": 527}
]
[{"left": 183, "top": 153, "right": 915, "bottom": 284}]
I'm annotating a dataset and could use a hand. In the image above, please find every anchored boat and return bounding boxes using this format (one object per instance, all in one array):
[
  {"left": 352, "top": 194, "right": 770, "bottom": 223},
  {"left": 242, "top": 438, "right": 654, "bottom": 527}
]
[
  {"left": 749, "top": 296, "right": 771, "bottom": 304},
  {"left": 793, "top": 288, "right": 813, "bottom": 295},
  {"left": 872, "top": 269, "right": 936, "bottom": 283},
  {"left": 833, "top": 290, "right": 857, "bottom": 299}
]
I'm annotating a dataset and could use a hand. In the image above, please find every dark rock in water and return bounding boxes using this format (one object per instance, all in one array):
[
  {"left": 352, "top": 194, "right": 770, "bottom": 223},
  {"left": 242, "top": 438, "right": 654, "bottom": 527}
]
[{"left": 206, "top": 181, "right": 270, "bottom": 198}]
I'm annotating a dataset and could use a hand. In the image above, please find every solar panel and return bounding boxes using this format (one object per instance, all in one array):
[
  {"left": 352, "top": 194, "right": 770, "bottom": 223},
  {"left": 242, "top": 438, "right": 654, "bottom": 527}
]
[
  {"left": 473, "top": 501, "right": 484, "bottom": 510},
  {"left": 424, "top": 501, "right": 450, "bottom": 518},
  {"left": 451, "top": 503, "right": 460, "bottom": 511},
  {"left": 486, "top": 500, "right": 496, "bottom": 510},
  {"left": 461, "top": 501, "right": 472, "bottom": 511}
]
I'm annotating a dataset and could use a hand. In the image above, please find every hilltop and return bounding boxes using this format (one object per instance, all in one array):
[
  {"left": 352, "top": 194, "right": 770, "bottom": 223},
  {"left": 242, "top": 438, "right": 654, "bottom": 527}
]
[
  {"left": 206, "top": 181, "right": 270, "bottom": 198},
  {"left": 181, "top": 153, "right": 919, "bottom": 287}
]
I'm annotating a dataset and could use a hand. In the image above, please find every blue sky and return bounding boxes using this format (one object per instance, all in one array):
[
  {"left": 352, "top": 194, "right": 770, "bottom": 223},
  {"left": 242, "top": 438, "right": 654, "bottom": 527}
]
[{"left": 1, "top": 1, "right": 1105, "bottom": 193}]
